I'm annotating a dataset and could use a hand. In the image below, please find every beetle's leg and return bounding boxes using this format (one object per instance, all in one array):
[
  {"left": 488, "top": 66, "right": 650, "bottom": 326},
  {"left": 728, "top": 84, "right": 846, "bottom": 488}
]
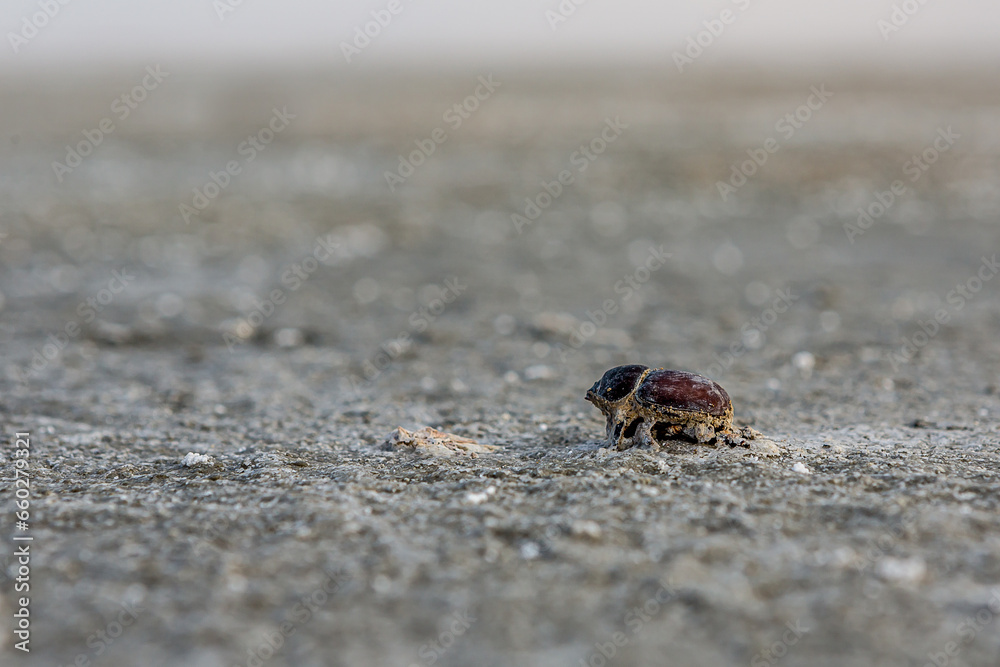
[
  {"left": 605, "top": 415, "right": 617, "bottom": 443},
  {"left": 633, "top": 419, "right": 655, "bottom": 448},
  {"left": 718, "top": 429, "right": 751, "bottom": 448},
  {"left": 683, "top": 422, "right": 714, "bottom": 444},
  {"left": 649, "top": 422, "right": 683, "bottom": 444},
  {"left": 612, "top": 419, "right": 627, "bottom": 449}
]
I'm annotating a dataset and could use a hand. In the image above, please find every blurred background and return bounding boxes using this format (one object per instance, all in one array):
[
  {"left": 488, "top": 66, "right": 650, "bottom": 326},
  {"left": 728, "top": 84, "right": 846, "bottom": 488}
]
[
  {"left": 3, "top": 2, "right": 1000, "bottom": 666},
  {"left": 5, "top": 0, "right": 1000, "bottom": 68}
]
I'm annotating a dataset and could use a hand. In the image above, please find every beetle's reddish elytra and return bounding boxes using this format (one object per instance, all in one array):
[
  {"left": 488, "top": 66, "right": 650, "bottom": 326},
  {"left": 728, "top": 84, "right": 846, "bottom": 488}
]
[{"left": 585, "top": 364, "right": 759, "bottom": 450}]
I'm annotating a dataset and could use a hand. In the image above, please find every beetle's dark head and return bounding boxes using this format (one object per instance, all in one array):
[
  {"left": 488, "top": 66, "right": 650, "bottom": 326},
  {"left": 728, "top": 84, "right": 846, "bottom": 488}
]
[{"left": 585, "top": 364, "right": 649, "bottom": 405}]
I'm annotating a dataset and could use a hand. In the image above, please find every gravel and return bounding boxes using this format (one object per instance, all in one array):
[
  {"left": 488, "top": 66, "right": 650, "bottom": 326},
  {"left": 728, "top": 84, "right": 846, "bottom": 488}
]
[{"left": 2, "top": 69, "right": 1000, "bottom": 666}]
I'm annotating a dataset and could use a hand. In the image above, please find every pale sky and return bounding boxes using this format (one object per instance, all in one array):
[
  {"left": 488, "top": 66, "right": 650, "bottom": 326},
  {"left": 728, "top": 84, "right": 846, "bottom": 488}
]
[{"left": 2, "top": 0, "right": 999, "bottom": 71}]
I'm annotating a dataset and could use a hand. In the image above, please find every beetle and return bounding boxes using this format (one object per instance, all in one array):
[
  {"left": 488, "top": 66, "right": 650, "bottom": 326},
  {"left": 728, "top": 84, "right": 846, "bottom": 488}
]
[{"left": 585, "top": 364, "right": 758, "bottom": 450}]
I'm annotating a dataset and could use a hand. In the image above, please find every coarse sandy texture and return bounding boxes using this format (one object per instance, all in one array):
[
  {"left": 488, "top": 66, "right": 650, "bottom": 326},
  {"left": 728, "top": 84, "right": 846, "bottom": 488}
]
[{"left": 2, "top": 68, "right": 1000, "bottom": 666}]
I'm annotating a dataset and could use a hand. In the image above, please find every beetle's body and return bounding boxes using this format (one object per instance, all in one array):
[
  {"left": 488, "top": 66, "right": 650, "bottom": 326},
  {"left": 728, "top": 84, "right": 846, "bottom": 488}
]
[{"left": 585, "top": 365, "right": 756, "bottom": 449}]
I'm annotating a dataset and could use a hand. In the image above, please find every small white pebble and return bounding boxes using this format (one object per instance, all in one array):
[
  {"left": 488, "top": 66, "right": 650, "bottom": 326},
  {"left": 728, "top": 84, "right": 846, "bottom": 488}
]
[
  {"left": 503, "top": 370, "right": 520, "bottom": 384},
  {"left": 352, "top": 277, "right": 380, "bottom": 304},
  {"left": 792, "top": 462, "right": 812, "bottom": 475},
  {"left": 493, "top": 314, "right": 516, "bottom": 336},
  {"left": 226, "top": 574, "right": 248, "bottom": 594},
  {"left": 465, "top": 485, "right": 497, "bottom": 505},
  {"left": 571, "top": 520, "right": 603, "bottom": 540},
  {"left": 465, "top": 491, "right": 489, "bottom": 505},
  {"left": 829, "top": 546, "right": 857, "bottom": 568},
  {"left": 524, "top": 364, "right": 554, "bottom": 381},
  {"left": 372, "top": 574, "right": 392, "bottom": 594},
  {"left": 792, "top": 351, "right": 816, "bottom": 375},
  {"left": 155, "top": 293, "right": 185, "bottom": 318},
  {"left": 531, "top": 342, "right": 550, "bottom": 358},
  {"left": 711, "top": 242, "right": 744, "bottom": 276},
  {"left": 876, "top": 557, "right": 927, "bottom": 584},
  {"left": 274, "top": 327, "right": 304, "bottom": 348},
  {"left": 181, "top": 452, "right": 214, "bottom": 467},
  {"left": 519, "top": 541, "right": 541, "bottom": 560}
]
